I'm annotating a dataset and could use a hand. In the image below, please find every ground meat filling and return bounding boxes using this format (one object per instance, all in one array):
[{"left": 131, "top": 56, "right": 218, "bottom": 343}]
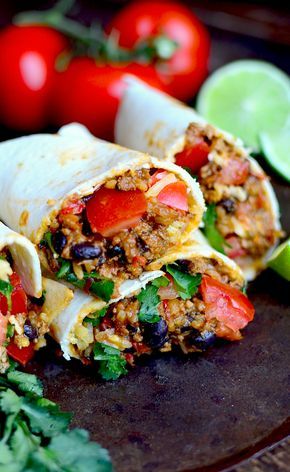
[
  {"left": 182, "top": 123, "right": 280, "bottom": 263},
  {"left": 40, "top": 168, "right": 192, "bottom": 286},
  {"left": 71, "top": 258, "right": 243, "bottom": 363}
]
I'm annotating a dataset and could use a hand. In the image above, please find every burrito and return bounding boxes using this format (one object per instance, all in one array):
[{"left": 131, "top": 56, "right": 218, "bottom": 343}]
[
  {"left": 115, "top": 80, "right": 281, "bottom": 280},
  {"left": 44, "top": 240, "right": 254, "bottom": 380},
  {"left": 0, "top": 124, "right": 204, "bottom": 300},
  {"left": 0, "top": 223, "right": 48, "bottom": 373}
]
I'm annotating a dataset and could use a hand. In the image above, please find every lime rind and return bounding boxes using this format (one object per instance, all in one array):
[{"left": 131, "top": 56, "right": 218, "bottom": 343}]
[
  {"left": 260, "top": 126, "right": 290, "bottom": 183},
  {"left": 196, "top": 60, "right": 290, "bottom": 151},
  {"left": 267, "top": 238, "right": 290, "bottom": 281}
]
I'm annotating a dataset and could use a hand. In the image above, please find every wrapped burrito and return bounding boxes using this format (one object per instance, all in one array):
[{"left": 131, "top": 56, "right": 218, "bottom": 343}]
[
  {"left": 115, "top": 80, "right": 282, "bottom": 280},
  {"left": 0, "top": 223, "right": 49, "bottom": 372},
  {"left": 0, "top": 124, "right": 204, "bottom": 300},
  {"left": 44, "top": 240, "right": 254, "bottom": 380}
]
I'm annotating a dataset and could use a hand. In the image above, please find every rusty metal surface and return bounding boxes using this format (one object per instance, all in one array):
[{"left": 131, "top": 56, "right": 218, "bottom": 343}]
[{"left": 26, "top": 172, "right": 290, "bottom": 472}]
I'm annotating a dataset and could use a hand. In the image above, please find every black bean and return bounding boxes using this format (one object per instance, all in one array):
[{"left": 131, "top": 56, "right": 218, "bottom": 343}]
[
  {"left": 81, "top": 210, "right": 93, "bottom": 236},
  {"left": 30, "top": 294, "right": 45, "bottom": 306},
  {"left": 220, "top": 199, "right": 236, "bottom": 213},
  {"left": 71, "top": 243, "right": 102, "bottom": 260},
  {"left": 142, "top": 318, "right": 168, "bottom": 349},
  {"left": 137, "top": 237, "right": 150, "bottom": 253},
  {"left": 24, "top": 321, "right": 38, "bottom": 341},
  {"left": 177, "top": 259, "right": 191, "bottom": 273},
  {"left": 107, "top": 245, "right": 126, "bottom": 262},
  {"left": 190, "top": 330, "right": 216, "bottom": 351},
  {"left": 52, "top": 231, "right": 67, "bottom": 254}
]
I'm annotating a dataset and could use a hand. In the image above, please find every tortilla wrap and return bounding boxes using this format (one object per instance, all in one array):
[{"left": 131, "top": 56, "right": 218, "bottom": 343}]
[
  {"left": 0, "top": 222, "right": 42, "bottom": 297},
  {"left": 43, "top": 270, "right": 164, "bottom": 360},
  {"left": 0, "top": 123, "right": 204, "bottom": 245},
  {"left": 115, "top": 79, "right": 281, "bottom": 280}
]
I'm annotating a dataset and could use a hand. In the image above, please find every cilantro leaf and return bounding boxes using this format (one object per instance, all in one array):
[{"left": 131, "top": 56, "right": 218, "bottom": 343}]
[
  {"left": 202, "top": 203, "right": 227, "bottom": 254},
  {"left": 90, "top": 279, "right": 114, "bottom": 303},
  {"left": 151, "top": 276, "right": 169, "bottom": 288},
  {"left": 137, "top": 285, "right": 161, "bottom": 323},
  {"left": 0, "top": 280, "right": 13, "bottom": 311},
  {"left": 7, "top": 371, "right": 43, "bottom": 397},
  {"left": 41, "top": 232, "right": 56, "bottom": 255},
  {"left": 93, "top": 343, "right": 127, "bottom": 381},
  {"left": 166, "top": 264, "right": 202, "bottom": 300},
  {"left": 56, "top": 259, "right": 72, "bottom": 280},
  {"left": 48, "top": 429, "right": 113, "bottom": 472},
  {"left": 0, "top": 389, "right": 22, "bottom": 415},
  {"left": 6, "top": 324, "right": 14, "bottom": 339},
  {"left": 84, "top": 307, "right": 107, "bottom": 327},
  {"left": 21, "top": 397, "right": 71, "bottom": 438}
]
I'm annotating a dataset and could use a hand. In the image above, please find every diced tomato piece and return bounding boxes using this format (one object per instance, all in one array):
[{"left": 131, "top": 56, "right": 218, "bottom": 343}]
[
  {"left": 0, "top": 272, "right": 28, "bottom": 316},
  {"left": 225, "top": 236, "right": 247, "bottom": 259},
  {"left": 60, "top": 199, "right": 85, "bottom": 215},
  {"left": 132, "top": 341, "right": 151, "bottom": 355},
  {"left": 132, "top": 256, "right": 147, "bottom": 268},
  {"left": 150, "top": 170, "right": 168, "bottom": 186},
  {"left": 157, "top": 181, "right": 189, "bottom": 211},
  {"left": 200, "top": 275, "right": 254, "bottom": 334},
  {"left": 86, "top": 187, "right": 147, "bottom": 237},
  {"left": 7, "top": 342, "right": 35, "bottom": 366},
  {"left": 0, "top": 313, "right": 8, "bottom": 346},
  {"left": 217, "top": 158, "right": 249, "bottom": 186},
  {"left": 175, "top": 139, "right": 210, "bottom": 173}
]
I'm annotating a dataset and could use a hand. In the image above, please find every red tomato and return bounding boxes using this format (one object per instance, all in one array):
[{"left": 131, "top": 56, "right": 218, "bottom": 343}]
[
  {"left": 7, "top": 342, "right": 35, "bottom": 366},
  {"left": 108, "top": 1, "right": 210, "bottom": 100},
  {"left": 157, "top": 181, "right": 189, "bottom": 211},
  {"left": 200, "top": 275, "right": 254, "bottom": 334},
  {"left": 217, "top": 158, "right": 250, "bottom": 186},
  {"left": 0, "top": 25, "right": 67, "bottom": 130},
  {"left": 60, "top": 199, "right": 85, "bottom": 216},
  {"left": 86, "top": 187, "right": 147, "bottom": 237},
  {"left": 0, "top": 313, "right": 8, "bottom": 346},
  {"left": 0, "top": 272, "right": 28, "bottom": 316},
  {"left": 175, "top": 139, "right": 210, "bottom": 173},
  {"left": 53, "top": 58, "right": 164, "bottom": 141}
]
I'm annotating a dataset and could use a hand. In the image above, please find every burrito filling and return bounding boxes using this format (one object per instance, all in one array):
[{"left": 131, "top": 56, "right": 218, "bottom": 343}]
[
  {"left": 175, "top": 124, "right": 280, "bottom": 268},
  {"left": 0, "top": 249, "right": 48, "bottom": 373},
  {"left": 40, "top": 168, "right": 194, "bottom": 300},
  {"left": 68, "top": 258, "right": 254, "bottom": 380}
]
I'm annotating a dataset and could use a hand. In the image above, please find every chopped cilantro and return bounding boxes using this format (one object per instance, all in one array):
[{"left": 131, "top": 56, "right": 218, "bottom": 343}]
[
  {"left": 0, "top": 367, "right": 113, "bottom": 471},
  {"left": 137, "top": 285, "right": 161, "bottom": 323},
  {"left": 93, "top": 343, "right": 127, "bottom": 381},
  {"left": 151, "top": 276, "right": 169, "bottom": 288},
  {"left": 202, "top": 203, "right": 228, "bottom": 254},
  {"left": 6, "top": 324, "right": 14, "bottom": 340},
  {"left": 90, "top": 280, "right": 114, "bottom": 303},
  {"left": 166, "top": 264, "right": 202, "bottom": 300},
  {"left": 56, "top": 259, "right": 72, "bottom": 280},
  {"left": 84, "top": 307, "right": 107, "bottom": 327},
  {"left": 40, "top": 231, "right": 56, "bottom": 255},
  {"left": 0, "top": 280, "right": 13, "bottom": 311}
]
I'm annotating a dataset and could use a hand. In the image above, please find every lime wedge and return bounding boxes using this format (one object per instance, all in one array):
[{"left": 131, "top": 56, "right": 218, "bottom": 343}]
[
  {"left": 196, "top": 60, "right": 290, "bottom": 151},
  {"left": 260, "top": 126, "right": 290, "bottom": 182},
  {"left": 267, "top": 238, "right": 290, "bottom": 281}
]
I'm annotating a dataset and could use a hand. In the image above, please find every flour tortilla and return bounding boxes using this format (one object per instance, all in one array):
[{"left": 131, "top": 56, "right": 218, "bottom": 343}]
[
  {"left": 43, "top": 270, "right": 164, "bottom": 360},
  {"left": 115, "top": 79, "right": 281, "bottom": 280},
  {"left": 0, "top": 123, "right": 205, "bottom": 246},
  {"left": 0, "top": 222, "right": 42, "bottom": 297}
]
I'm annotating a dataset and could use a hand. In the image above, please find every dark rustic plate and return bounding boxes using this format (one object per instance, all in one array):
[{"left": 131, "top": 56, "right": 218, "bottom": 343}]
[{"left": 2, "top": 4, "right": 290, "bottom": 470}]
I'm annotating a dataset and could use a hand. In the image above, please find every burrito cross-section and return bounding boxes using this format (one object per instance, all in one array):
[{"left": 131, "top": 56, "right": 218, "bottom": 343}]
[
  {"left": 115, "top": 80, "right": 282, "bottom": 280},
  {"left": 0, "top": 223, "right": 49, "bottom": 373},
  {"left": 0, "top": 124, "right": 205, "bottom": 301}
]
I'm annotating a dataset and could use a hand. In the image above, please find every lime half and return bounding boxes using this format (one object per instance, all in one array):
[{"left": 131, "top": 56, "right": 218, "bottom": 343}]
[
  {"left": 196, "top": 60, "right": 290, "bottom": 151},
  {"left": 267, "top": 238, "right": 290, "bottom": 281},
  {"left": 260, "top": 126, "right": 290, "bottom": 182}
]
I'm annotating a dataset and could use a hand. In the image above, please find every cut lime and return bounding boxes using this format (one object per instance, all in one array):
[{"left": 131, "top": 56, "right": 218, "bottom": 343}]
[
  {"left": 267, "top": 238, "right": 290, "bottom": 281},
  {"left": 260, "top": 126, "right": 290, "bottom": 182},
  {"left": 196, "top": 60, "right": 290, "bottom": 151}
]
